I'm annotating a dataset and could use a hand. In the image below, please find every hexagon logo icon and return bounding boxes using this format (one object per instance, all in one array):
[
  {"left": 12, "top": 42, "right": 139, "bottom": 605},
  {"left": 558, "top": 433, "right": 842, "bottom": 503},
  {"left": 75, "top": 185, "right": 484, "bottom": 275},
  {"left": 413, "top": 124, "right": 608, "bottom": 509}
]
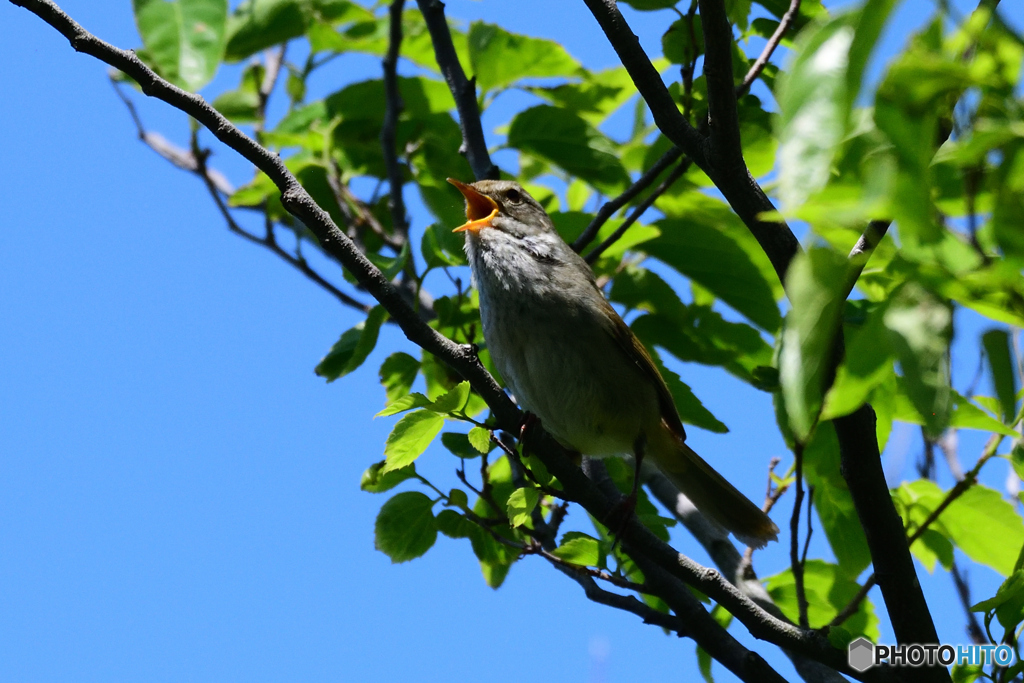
[{"left": 848, "top": 637, "right": 875, "bottom": 672}]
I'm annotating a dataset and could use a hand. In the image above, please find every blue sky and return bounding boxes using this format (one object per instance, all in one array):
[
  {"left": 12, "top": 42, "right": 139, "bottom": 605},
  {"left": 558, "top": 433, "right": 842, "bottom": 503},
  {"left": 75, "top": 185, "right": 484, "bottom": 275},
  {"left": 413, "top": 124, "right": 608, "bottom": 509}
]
[{"left": 1, "top": 0, "right": 1021, "bottom": 681}]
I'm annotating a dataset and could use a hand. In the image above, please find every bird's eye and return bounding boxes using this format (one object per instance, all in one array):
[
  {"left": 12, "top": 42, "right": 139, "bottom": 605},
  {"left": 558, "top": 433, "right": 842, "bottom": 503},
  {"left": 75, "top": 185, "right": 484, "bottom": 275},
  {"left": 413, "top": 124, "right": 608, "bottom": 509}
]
[{"left": 505, "top": 188, "right": 522, "bottom": 204}]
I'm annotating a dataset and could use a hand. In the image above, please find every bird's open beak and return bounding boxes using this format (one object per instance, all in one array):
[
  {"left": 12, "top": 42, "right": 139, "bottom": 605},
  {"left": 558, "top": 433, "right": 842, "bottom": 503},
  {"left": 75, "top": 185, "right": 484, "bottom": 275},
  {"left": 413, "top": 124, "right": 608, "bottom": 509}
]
[{"left": 448, "top": 178, "right": 499, "bottom": 233}]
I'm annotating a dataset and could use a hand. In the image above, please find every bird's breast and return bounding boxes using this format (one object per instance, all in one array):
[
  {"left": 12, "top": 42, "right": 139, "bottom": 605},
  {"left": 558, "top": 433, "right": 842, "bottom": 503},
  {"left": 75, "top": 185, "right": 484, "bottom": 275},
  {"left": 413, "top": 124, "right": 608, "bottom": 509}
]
[{"left": 467, "top": 239, "right": 660, "bottom": 457}]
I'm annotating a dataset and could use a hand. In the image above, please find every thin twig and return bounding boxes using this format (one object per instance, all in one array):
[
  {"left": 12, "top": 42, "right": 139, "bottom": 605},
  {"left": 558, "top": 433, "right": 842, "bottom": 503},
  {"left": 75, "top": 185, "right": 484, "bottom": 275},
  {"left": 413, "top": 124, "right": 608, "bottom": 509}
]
[
  {"left": 584, "top": 158, "right": 691, "bottom": 264},
  {"left": 791, "top": 442, "right": 810, "bottom": 629},
  {"left": 829, "top": 433, "right": 1005, "bottom": 629},
  {"left": 190, "top": 131, "right": 372, "bottom": 313},
  {"left": 571, "top": 146, "right": 684, "bottom": 253},
  {"left": 254, "top": 43, "right": 286, "bottom": 139},
  {"left": 415, "top": 0, "right": 498, "bottom": 180},
  {"left": 381, "top": 0, "right": 410, "bottom": 242},
  {"left": 951, "top": 561, "right": 990, "bottom": 645},
  {"left": 801, "top": 486, "right": 814, "bottom": 569},
  {"left": 737, "top": 0, "right": 800, "bottom": 95}
]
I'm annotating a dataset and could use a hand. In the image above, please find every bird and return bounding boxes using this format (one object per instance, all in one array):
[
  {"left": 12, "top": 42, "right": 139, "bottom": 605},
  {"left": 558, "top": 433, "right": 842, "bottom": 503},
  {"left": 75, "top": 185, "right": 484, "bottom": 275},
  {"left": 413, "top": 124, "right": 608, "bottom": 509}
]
[{"left": 447, "top": 177, "right": 779, "bottom": 548}]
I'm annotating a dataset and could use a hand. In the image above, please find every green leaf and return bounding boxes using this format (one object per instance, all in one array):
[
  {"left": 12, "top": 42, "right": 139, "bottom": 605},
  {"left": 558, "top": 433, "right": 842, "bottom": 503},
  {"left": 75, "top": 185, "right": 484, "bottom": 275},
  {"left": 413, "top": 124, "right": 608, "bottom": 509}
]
[
  {"left": 765, "top": 560, "right": 879, "bottom": 641},
  {"left": 654, "top": 191, "right": 783, "bottom": 302},
  {"left": 507, "top": 487, "right": 540, "bottom": 527},
  {"left": 776, "top": 13, "right": 858, "bottom": 210},
  {"left": 360, "top": 460, "right": 416, "bottom": 493},
  {"left": 910, "top": 528, "right": 954, "bottom": 573},
  {"left": 646, "top": 217, "right": 782, "bottom": 332},
  {"left": 822, "top": 302, "right": 895, "bottom": 420},
  {"left": 421, "top": 222, "right": 467, "bottom": 269},
  {"left": 379, "top": 352, "right": 420, "bottom": 404},
  {"left": 779, "top": 247, "right": 849, "bottom": 440},
  {"left": 429, "top": 381, "right": 471, "bottom": 414},
  {"left": 382, "top": 410, "right": 445, "bottom": 472},
  {"left": 436, "top": 509, "right": 475, "bottom": 538},
  {"left": 447, "top": 488, "right": 468, "bottom": 509},
  {"left": 374, "top": 491, "right": 437, "bottom": 563},
  {"left": 775, "top": 0, "right": 895, "bottom": 211},
  {"left": 376, "top": 392, "right": 432, "bottom": 417},
  {"left": 223, "top": 0, "right": 330, "bottom": 61},
  {"left": 891, "top": 385, "right": 1019, "bottom": 437},
  {"left": 883, "top": 283, "right": 952, "bottom": 437},
  {"left": 802, "top": 423, "right": 873, "bottom": 576},
  {"left": 552, "top": 532, "right": 603, "bottom": 566},
  {"left": 649, "top": 349, "right": 728, "bottom": 433},
  {"left": 133, "top": 0, "right": 228, "bottom": 90},
  {"left": 983, "top": 329, "right": 1018, "bottom": 423},
  {"left": 468, "top": 22, "right": 580, "bottom": 93},
  {"left": 468, "top": 427, "right": 492, "bottom": 453},
  {"left": 440, "top": 432, "right": 481, "bottom": 459},
  {"left": 631, "top": 308, "right": 774, "bottom": 387},
  {"left": 507, "top": 106, "right": 630, "bottom": 193},
  {"left": 314, "top": 306, "right": 388, "bottom": 382},
  {"left": 895, "top": 480, "right": 1024, "bottom": 577},
  {"left": 662, "top": 18, "right": 704, "bottom": 65},
  {"left": 971, "top": 570, "right": 1024, "bottom": 632},
  {"left": 526, "top": 64, "right": 664, "bottom": 126},
  {"left": 697, "top": 646, "right": 714, "bottom": 683}
]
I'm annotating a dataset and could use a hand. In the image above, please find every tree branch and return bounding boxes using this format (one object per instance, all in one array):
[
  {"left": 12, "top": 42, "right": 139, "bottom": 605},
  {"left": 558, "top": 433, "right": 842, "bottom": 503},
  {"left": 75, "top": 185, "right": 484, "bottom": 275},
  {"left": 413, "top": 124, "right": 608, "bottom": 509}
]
[
  {"left": 584, "top": 157, "right": 690, "bottom": 264},
  {"left": 583, "top": 460, "right": 789, "bottom": 683},
  {"left": 829, "top": 433, "right": 1004, "bottom": 630},
  {"left": 415, "top": 0, "right": 498, "bottom": 181},
  {"left": 737, "top": 0, "right": 800, "bottom": 95},
  {"left": 381, "top": 0, "right": 410, "bottom": 242},
  {"left": 9, "top": 3, "right": 892, "bottom": 678},
  {"left": 571, "top": 146, "right": 684, "bottom": 253},
  {"left": 790, "top": 443, "right": 810, "bottom": 629},
  {"left": 581, "top": 0, "right": 799, "bottom": 284},
  {"left": 647, "top": 473, "right": 850, "bottom": 683},
  {"left": 190, "top": 132, "right": 372, "bottom": 313}
]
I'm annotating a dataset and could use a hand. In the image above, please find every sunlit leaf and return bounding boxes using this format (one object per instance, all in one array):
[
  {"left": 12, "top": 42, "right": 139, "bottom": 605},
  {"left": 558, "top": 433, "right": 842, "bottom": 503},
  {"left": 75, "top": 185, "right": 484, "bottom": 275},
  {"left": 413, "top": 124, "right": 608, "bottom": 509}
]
[
  {"left": 468, "top": 22, "right": 580, "bottom": 92},
  {"left": 383, "top": 410, "right": 445, "bottom": 472},
  {"left": 508, "top": 106, "right": 630, "bottom": 193},
  {"left": 315, "top": 306, "right": 388, "bottom": 382},
  {"left": 779, "top": 247, "right": 849, "bottom": 440},
  {"left": 361, "top": 461, "right": 416, "bottom": 493},
  {"left": 765, "top": 560, "right": 879, "bottom": 641},
  {"left": 507, "top": 487, "right": 539, "bottom": 527},
  {"left": 133, "top": 0, "right": 228, "bottom": 90},
  {"left": 374, "top": 491, "right": 437, "bottom": 563}
]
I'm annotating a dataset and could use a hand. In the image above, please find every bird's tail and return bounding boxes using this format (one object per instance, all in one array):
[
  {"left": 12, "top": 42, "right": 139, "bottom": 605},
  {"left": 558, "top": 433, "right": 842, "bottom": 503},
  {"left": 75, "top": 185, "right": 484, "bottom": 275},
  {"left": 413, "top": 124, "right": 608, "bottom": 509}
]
[{"left": 650, "top": 438, "right": 779, "bottom": 549}]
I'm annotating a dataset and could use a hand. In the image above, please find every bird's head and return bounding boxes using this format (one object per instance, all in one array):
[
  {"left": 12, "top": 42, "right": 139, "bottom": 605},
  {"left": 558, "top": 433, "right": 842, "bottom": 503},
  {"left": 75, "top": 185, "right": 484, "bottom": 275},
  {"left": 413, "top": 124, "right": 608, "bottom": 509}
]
[{"left": 447, "top": 178, "right": 556, "bottom": 239}]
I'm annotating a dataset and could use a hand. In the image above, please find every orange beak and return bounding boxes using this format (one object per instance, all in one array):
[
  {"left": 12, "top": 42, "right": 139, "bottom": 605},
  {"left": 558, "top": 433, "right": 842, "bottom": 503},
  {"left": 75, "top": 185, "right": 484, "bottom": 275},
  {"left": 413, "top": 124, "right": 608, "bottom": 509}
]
[{"left": 448, "top": 178, "right": 499, "bottom": 233}]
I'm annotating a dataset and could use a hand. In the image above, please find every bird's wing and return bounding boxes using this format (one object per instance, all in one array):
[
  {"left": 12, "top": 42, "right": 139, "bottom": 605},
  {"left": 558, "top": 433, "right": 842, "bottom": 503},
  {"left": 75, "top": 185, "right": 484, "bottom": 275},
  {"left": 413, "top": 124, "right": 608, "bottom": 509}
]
[{"left": 595, "top": 293, "right": 688, "bottom": 442}]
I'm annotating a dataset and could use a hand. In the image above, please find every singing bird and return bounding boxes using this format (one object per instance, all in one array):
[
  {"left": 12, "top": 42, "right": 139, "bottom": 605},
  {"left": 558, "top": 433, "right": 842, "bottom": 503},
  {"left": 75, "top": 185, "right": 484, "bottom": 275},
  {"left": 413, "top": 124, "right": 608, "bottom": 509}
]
[{"left": 448, "top": 178, "right": 778, "bottom": 548}]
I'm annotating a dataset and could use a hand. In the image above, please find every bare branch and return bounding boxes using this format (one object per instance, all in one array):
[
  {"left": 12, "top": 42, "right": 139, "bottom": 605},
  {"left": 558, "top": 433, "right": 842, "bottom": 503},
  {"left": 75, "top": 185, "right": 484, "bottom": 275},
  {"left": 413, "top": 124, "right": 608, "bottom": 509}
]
[
  {"left": 113, "top": 77, "right": 371, "bottom": 313},
  {"left": 583, "top": 460, "right": 789, "bottom": 683},
  {"left": 582, "top": 0, "right": 799, "bottom": 284},
  {"left": 254, "top": 44, "right": 286, "bottom": 139},
  {"left": 737, "top": 0, "right": 800, "bottom": 95},
  {"left": 584, "top": 157, "right": 691, "bottom": 264},
  {"left": 112, "top": 78, "right": 234, "bottom": 195},
  {"left": 415, "top": 0, "right": 498, "bottom": 181},
  {"left": 830, "top": 433, "right": 1004, "bottom": 629},
  {"left": 381, "top": 0, "right": 410, "bottom": 242},
  {"left": 571, "top": 146, "right": 684, "bottom": 253},
  {"left": 647, "top": 473, "right": 849, "bottom": 683},
  {"left": 190, "top": 132, "right": 372, "bottom": 313},
  {"left": 790, "top": 443, "right": 810, "bottom": 629}
]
